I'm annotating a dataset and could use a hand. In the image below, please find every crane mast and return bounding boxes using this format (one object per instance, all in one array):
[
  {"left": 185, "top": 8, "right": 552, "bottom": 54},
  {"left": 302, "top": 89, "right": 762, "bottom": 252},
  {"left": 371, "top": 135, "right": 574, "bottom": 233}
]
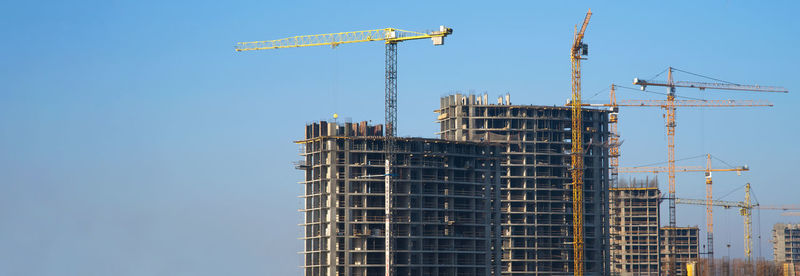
[
  {"left": 666, "top": 69, "right": 677, "bottom": 228},
  {"left": 236, "top": 26, "right": 452, "bottom": 276},
  {"left": 384, "top": 41, "right": 397, "bottom": 276},
  {"left": 704, "top": 154, "right": 714, "bottom": 271},
  {"left": 743, "top": 183, "right": 751, "bottom": 260},
  {"left": 570, "top": 10, "right": 591, "bottom": 276},
  {"left": 609, "top": 85, "right": 620, "bottom": 189}
]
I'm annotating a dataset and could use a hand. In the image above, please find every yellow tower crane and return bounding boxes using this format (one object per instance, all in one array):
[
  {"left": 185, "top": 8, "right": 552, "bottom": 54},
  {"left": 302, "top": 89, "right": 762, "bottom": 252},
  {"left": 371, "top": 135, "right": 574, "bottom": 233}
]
[
  {"left": 236, "top": 26, "right": 453, "bottom": 276},
  {"left": 676, "top": 183, "right": 800, "bottom": 262},
  {"left": 569, "top": 9, "right": 591, "bottom": 276},
  {"left": 619, "top": 154, "right": 748, "bottom": 272}
]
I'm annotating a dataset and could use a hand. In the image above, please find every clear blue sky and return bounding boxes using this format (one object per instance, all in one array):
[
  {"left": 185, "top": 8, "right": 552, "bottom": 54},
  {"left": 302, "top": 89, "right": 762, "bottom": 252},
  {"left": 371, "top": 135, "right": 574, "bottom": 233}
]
[{"left": 1, "top": 0, "right": 797, "bottom": 275}]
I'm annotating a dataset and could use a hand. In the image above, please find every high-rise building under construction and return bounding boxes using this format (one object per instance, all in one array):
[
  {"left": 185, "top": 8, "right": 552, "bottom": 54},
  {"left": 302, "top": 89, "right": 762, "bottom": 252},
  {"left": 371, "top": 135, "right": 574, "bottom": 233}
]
[
  {"left": 609, "top": 178, "right": 661, "bottom": 275},
  {"left": 772, "top": 223, "right": 800, "bottom": 265},
  {"left": 608, "top": 178, "right": 701, "bottom": 276},
  {"left": 296, "top": 120, "right": 502, "bottom": 276},
  {"left": 659, "top": 226, "right": 699, "bottom": 276},
  {"left": 436, "top": 93, "right": 610, "bottom": 275}
]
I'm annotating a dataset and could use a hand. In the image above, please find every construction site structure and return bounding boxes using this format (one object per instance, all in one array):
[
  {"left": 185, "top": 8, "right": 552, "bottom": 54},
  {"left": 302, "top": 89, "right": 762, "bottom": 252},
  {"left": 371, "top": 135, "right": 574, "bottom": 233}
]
[
  {"left": 569, "top": 10, "right": 592, "bottom": 276},
  {"left": 237, "top": 27, "right": 452, "bottom": 276},
  {"left": 604, "top": 179, "right": 797, "bottom": 276},
  {"left": 659, "top": 226, "right": 699, "bottom": 276},
  {"left": 676, "top": 182, "right": 800, "bottom": 264},
  {"left": 436, "top": 93, "right": 610, "bottom": 275},
  {"left": 609, "top": 178, "right": 661, "bottom": 275},
  {"left": 773, "top": 223, "right": 800, "bottom": 266},
  {"left": 296, "top": 121, "right": 502, "bottom": 276},
  {"left": 632, "top": 67, "right": 787, "bottom": 230},
  {"left": 582, "top": 80, "right": 778, "bottom": 275},
  {"left": 620, "top": 153, "right": 748, "bottom": 272}
]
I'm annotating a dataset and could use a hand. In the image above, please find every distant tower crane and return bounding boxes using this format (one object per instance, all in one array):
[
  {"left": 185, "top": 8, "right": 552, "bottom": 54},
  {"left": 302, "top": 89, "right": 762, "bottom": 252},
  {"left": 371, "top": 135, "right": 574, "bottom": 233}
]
[
  {"left": 676, "top": 183, "right": 800, "bottom": 261},
  {"left": 235, "top": 26, "right": 453, "bottom": 276},
  {"left": 632, "top": 67, "right": 788, "bottom": 230},
  {"left": 569, "top": 9, "right": 591, "bottom": 276},
  {"left": 620, "top": 154, "right": 748, "bottom": 272}
]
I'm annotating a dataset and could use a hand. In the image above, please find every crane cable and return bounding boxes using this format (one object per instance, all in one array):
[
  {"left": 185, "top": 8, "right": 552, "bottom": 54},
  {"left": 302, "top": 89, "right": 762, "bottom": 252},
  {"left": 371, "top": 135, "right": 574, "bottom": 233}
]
[
  {"left": 623, "top": 154, "right": 707, "bottom": 168},
  {"left": 671, "top": 67, "right": 738, "bottom": 85}
]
